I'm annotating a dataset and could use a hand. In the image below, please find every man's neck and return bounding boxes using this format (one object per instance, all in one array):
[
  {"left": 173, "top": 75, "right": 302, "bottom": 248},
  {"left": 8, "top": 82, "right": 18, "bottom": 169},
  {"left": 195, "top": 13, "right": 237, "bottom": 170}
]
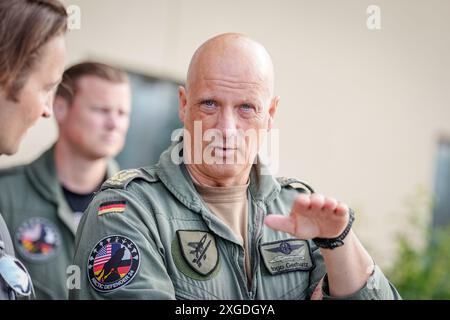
[
  {"left": 54, "top": 140, "right": 107, "bottom": 194},
  {"left": 186, "top": 164, "right": 251, "bottom": 187}
]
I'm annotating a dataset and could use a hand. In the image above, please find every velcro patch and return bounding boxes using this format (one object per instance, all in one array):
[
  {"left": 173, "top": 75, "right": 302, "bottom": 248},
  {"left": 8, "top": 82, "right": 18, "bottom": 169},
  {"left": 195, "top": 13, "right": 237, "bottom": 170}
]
[
  {"left": 177, "top": 230, "right": 219, "bottom": 276},
  {"left": 15, "top": 217, "right": 61, "bottom": 262},
  {"left": 260, "top": 239, "right": 313, "bottom": 275},
  {"left": 98, "top": 201, "right": 126, "bottom": 216},
  {"left": 87, "top": 235, "right": 140, "bottom": 292}
]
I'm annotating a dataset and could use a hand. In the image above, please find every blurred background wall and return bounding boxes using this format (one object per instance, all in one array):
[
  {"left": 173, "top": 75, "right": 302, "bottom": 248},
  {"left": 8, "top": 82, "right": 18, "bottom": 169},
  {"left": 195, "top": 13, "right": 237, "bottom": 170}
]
[{"left": 1, "top": 0, "right": 449, "bottom": 270}]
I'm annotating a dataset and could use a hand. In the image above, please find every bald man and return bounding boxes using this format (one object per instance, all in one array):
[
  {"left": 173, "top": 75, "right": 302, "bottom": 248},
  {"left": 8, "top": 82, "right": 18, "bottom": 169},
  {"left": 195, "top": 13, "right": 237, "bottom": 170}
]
[{"left": 70, "top": 33, "right": 401, "bottom": 300}]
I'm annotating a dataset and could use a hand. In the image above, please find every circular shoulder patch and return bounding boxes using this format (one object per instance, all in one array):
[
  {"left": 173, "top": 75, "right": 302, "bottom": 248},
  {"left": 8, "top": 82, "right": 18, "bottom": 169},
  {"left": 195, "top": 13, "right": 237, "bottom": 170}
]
[
  {"left": 15, "top": 217, "right": 61, "bottom": 262},
  {"left": 87, "top": 235, "right": 140, "bottom": 293}
]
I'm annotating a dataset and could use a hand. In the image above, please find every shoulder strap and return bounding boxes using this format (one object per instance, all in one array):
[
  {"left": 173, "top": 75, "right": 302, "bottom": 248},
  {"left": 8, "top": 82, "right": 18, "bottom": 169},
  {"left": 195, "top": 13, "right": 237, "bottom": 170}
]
[
  {"left": 276, "top": 177, "right": 315, "bottom": 194},
  {"left": 100, "top": 167, "right": 159, "bottom": 191}
]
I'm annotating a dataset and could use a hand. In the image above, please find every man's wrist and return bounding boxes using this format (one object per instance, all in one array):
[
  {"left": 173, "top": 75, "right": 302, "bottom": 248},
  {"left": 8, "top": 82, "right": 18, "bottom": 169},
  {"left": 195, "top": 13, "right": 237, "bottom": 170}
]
[{"left": 313, "top": 208, "right": 355, "bottom": 250}]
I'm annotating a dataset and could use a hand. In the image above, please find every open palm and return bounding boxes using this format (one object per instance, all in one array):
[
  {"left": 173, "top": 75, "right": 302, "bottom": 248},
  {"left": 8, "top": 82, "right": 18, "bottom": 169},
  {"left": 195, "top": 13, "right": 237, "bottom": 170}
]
[{"left": 265, "top": 194, "right": 349, "bottom": 240}]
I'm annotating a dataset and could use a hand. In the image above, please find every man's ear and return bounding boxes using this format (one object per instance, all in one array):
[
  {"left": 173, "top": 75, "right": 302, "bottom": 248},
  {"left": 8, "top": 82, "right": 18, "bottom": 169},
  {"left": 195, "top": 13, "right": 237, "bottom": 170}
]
[
  {"left": 268, "top": 96, "right": 280, "bottom": 130},
  {"left": 53, "top": 96, "right": 69, "bottom": 124},
  {"left": 178, "top": 86, "right": 188, "bottom": 124}
]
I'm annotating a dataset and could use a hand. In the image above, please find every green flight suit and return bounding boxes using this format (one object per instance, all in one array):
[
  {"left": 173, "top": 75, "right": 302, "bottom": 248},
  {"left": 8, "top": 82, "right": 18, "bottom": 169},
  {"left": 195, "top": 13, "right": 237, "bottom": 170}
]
[
  {"left": 0, "top": 146, "right": 119, "bottom": 299},
  {"left": 70, "top": 140, "right": 401, "bottom": 300}
]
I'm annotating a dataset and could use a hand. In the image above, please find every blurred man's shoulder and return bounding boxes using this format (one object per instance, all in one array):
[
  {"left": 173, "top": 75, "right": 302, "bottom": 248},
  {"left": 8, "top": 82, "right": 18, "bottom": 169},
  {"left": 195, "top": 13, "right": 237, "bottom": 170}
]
[{"left": 0, "top": 165, "right": 27, "bottom": 183}]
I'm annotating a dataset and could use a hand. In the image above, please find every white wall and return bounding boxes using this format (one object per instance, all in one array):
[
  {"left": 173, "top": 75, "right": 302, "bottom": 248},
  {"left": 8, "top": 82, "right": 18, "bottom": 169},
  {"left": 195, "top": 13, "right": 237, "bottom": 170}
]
[{"left": 1, "top": 0, "right": 449, "bottom": 268}]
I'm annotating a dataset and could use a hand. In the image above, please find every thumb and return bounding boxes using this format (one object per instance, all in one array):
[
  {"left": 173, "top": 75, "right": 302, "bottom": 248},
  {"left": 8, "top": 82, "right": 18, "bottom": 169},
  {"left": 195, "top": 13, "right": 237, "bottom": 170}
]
[{"left": 264, "top": 214, "right": 295, "bottom": 235}]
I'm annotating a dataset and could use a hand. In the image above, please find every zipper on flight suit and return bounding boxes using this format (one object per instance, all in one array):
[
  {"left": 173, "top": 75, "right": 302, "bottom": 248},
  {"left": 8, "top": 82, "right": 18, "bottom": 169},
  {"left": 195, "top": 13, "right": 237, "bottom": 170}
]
[
  {"left": 233, "top": 245, "right": 251, "bottom": 299},
  {"left": 230, "top": 203, "right": 259, "bottom": 299},
  {"left": 230, "top": 197, "right": 265, "bottom": 299},
  {"left": 248, "top": 200, "right": 265, "bottom": 299},
  {"left": 226, "top": 199, "right": 266, "bottom": 299}
]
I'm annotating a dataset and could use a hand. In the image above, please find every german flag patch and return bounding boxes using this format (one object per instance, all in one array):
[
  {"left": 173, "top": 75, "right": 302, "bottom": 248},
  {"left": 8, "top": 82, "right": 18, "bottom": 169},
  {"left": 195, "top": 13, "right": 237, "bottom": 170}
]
[{"left": 98, "top": 201, "right": 126, "bottom": 216}]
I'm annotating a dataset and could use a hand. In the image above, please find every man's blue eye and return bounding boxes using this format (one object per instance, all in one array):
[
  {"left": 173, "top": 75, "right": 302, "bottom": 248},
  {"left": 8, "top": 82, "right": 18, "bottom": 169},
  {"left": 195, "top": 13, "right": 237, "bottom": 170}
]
[
  {"left": 202, "top": 100, "right": 216, "bottom": 108},
  {"left": 240, "top": 104, "right": 253, "bottom": 112}
]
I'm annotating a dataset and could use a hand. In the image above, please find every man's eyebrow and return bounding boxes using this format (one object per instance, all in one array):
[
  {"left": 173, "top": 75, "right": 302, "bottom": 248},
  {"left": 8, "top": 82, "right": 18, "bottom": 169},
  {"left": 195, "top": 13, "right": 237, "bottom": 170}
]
[{"left": 196, "top": 96, "right": 216, "bottom": 102}]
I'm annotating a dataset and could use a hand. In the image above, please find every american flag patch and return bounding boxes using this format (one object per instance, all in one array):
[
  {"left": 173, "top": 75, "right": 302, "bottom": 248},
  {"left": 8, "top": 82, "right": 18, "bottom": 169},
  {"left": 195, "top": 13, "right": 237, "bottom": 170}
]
[{"left": 98, "top": 201, "right": 126, "bottom": 216}]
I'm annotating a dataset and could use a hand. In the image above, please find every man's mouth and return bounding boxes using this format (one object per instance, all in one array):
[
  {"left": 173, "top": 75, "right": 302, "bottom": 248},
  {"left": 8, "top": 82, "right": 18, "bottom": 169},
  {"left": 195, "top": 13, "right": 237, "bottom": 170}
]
[{"left": 212, "top": 146, "right": 239, "bottom": 158}]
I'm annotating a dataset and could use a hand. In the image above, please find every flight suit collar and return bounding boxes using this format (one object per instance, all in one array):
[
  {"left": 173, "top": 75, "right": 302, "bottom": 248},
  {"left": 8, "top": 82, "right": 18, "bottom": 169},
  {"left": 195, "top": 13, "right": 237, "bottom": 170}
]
[{"left": 25, "top": 145, "right": 119, "bottom": 236}]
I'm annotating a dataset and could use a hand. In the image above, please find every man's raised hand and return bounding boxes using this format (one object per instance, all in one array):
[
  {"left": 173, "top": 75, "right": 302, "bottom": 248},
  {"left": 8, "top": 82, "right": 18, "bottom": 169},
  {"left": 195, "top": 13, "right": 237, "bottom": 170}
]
[{"left": 264, "top": 194, "right": 350, "bottom": 241}]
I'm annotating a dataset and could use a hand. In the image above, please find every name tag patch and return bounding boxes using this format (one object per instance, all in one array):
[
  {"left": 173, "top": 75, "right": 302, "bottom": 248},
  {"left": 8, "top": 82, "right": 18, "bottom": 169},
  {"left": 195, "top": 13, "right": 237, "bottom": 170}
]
[{"left": 260, "top": 239, "right": 313, "bottom": 275}]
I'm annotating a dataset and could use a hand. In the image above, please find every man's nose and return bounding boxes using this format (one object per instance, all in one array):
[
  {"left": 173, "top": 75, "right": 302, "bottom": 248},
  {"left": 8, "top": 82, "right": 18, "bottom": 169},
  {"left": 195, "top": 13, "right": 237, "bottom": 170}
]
[
  {"left": 216, "top": 107, "right": 238, "bottom": 137},
  {"left": 105, "top": 112, "right": 119, "bottom": 130}
]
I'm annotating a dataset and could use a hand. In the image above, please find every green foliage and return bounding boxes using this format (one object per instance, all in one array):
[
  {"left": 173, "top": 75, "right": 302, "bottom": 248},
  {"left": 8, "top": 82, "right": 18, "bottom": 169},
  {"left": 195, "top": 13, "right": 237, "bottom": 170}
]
[
  {"left": 388, "top": 224, "right": 450, "bottom": 299},
  {"left": 386, "top": 187, "right": 450, "bottom": 299}
]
